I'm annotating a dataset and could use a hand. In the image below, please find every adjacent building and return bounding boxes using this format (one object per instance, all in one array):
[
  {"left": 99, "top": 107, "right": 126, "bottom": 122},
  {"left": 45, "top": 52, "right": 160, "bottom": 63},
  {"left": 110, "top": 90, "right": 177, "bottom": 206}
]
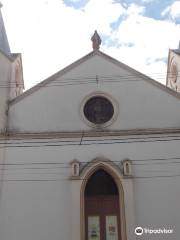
[{"left": 166, "top": 43, "right": 180, "bottom": 92}]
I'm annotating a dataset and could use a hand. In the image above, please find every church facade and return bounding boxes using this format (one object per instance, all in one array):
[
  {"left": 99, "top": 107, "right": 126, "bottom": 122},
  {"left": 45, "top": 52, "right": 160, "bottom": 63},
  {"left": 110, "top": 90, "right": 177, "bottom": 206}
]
[{"left": 0, "top": 4, "right": 180, "bottom": 240}]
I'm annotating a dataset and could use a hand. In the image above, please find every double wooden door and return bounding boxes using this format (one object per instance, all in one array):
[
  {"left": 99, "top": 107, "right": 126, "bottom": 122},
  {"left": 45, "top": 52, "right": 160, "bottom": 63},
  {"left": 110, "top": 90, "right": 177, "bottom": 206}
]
[{"left": 85, "top": 195, "right": 121, "bottom": 240}]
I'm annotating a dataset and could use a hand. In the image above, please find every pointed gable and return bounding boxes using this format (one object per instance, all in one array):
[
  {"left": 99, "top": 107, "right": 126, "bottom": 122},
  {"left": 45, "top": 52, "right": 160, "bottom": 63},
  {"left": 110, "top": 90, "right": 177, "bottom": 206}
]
[{"left": 8, "top": 50, "right": 180, "bottom": 133}]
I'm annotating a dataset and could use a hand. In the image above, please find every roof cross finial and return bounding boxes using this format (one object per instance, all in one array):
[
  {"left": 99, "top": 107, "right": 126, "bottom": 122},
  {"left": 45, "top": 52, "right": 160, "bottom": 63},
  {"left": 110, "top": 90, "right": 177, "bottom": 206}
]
[{"left": 91, "top": 30, "right": 101, "bottom": 51}]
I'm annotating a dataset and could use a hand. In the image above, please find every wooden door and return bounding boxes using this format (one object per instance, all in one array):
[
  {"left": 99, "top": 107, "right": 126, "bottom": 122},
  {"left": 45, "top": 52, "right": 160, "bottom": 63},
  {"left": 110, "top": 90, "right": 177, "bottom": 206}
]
[
  {"left": 85, "top": 195, "right": 121, "bottom": 240},
  {"left": 84, "top": 169, "right": 121, "bottom": 240}
]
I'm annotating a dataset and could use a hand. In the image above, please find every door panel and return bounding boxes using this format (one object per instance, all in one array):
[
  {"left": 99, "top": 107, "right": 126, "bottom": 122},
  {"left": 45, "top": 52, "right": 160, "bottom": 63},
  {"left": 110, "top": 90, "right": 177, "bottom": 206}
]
[
  {"left": 85, "top": 196, "right": 121, "bottom": 240},
  {"left": 106, "top": 216, "right": 118, "bottom": 240},
  {"left": 88, "top": 216, "right": 100, "bottom": 240}
]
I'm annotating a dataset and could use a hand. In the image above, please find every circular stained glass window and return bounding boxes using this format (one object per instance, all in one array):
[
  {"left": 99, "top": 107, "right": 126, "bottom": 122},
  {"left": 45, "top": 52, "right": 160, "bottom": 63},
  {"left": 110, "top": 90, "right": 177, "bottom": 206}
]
[{"left": 83, "top": 96, "right": 114, "bottom": 125}]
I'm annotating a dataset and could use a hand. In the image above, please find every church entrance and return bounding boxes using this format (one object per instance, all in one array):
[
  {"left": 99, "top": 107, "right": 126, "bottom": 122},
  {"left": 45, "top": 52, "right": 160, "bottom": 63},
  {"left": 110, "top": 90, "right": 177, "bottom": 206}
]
[{"left": 85, "top": 169, "right": 121, "bottom": 240}]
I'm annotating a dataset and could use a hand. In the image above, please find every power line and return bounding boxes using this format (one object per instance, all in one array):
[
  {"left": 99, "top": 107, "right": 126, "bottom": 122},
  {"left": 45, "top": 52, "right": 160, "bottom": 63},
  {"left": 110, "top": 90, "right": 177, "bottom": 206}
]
[
  {"left": 1, "top": 174, "right": 180, "bottom": 182},
  {"left": 0, "top": 72, "right": 175, "bottom": 88},
  {"left": 0, "top": 136, "right": 180, "bottom": 148},
  {"left": 1, "top": 157, "right": 180, "bottom": 168},
  {"left": 0, "top": 77, "right": 166, "bottom": 87},
  {"left": 1, "top": 71, "right": 180, "bottom": 84},
  {"left": 0, "top": 160, "right": 180, "bottom": 179},
  {"left": 1, "top": 133, "right": 180, "bottom": 144},
  {"left": 0, "top": 166, "right": 70, "bottom": 170},
  {"left": 132, "top": 161, "right": 180, "bottom": 165}
]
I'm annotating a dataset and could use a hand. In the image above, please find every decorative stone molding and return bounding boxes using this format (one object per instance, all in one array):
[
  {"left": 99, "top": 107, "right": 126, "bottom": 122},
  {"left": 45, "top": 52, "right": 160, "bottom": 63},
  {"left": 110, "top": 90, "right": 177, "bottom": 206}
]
[
  {"left": 70, "top": 157, "right": 135, "bottom": 240},
  {"left": 122, "top": 159, "right": 132, "bottom": 177},
  {"left": 80, "top": 157, "right": 127, "bottom": 240},
  {"left": 80, "top": 91, "right": 119, "bottom": 129},
  {"left": 70, "top": 159, "right": 80, "bottom": 178}
]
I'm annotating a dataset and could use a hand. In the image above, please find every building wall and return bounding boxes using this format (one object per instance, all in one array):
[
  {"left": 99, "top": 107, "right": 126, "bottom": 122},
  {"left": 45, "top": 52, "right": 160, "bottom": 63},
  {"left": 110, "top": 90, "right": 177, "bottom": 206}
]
[
  {"left": 0, "top": 52, "right": 11, "bottom": 132},
  {"left": 1, "top": 52, "right": 180, "bottom": 240},
  {"left": 0, "top": 133, "right": 179, "bottom": 240},
  {"left": 8, "top": 54, "right": 180, "bottom": 133}
]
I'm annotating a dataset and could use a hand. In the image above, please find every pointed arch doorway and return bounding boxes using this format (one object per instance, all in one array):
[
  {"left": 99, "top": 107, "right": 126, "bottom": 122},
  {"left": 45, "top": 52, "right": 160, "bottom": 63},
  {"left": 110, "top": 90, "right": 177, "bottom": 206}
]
[{"left": 85, "top": 169, "right": 121, "bottom": 240}]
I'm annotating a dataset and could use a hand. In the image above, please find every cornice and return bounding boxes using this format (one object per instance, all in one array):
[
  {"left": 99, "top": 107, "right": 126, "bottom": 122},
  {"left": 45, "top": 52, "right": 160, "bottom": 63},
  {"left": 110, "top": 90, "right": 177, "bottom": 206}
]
[{"left": 1, "top": 128, "right": 180, "bottom": 140}]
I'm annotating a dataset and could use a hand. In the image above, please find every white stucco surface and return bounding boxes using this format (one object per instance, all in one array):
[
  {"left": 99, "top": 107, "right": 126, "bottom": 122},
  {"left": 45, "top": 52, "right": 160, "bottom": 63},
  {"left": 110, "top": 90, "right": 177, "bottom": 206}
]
[
  {"left": 0, "top": 52, "right": 11, "bottom": 132},
  {"left": 0, "top": 134, "right": 180, "bottom": 240},
  {"left": 8, "top": 53, "right": 180, "bottom": 133},
  {"left": 0, "top": 51, "right": 180, "bottom": 240}
]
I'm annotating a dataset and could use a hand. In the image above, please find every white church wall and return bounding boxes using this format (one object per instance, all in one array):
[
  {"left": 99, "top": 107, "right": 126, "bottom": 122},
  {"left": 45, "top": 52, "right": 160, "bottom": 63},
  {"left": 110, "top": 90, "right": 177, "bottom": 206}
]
[
  {"left": 0, "top": 6, "right": 179, "bottom": 239},
  {"left": 8, "top": 54, "right": 180, "bottom": 133},
  {"left": 0, "top": 52, "right": 11, "bottom": 132},
  {"left": 134, "top": 178, "right": 179, "bottom": 240},
  {"left": 0, "top": 133, "right": 180, "bottom": 240}
]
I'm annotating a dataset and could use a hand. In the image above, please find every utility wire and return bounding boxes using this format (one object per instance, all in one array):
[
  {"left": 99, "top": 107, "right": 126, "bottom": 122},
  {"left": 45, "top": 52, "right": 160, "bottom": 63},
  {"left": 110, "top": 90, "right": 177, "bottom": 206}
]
[
  {"left": 1, "top": 158, "right": 180, "bottom": 168},
  {"left": 0, "top": 136, "right": 180, "bottom": 148},
  {"left": 1, "top": 71, "right": 180, "bottom": 84},
  {"left": 1, "top": 174, "right": 180, "bottom": 182},
  {"left": 1, "top": 133, "right": 180, "bottom": 144},
  {"left": 0, "top": 72, "right": 177, "bottom": 88}
]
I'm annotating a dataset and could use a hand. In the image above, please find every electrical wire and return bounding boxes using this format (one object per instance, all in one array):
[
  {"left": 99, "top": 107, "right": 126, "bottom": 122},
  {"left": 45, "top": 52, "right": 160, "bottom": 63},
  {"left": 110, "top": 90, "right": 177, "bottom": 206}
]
[
  {"left": 1, "top": 71, "right": 180, "bottom": 84},
  {"left": 0, "top": 72, "right": 178, "bottom": 180},
  {"left": 0, "top": 161, "right": 180, "bottom": 180},
  {"left": 1, "top": 156, "right": 180, "bottom": 166},
  {"left": 1, "top": 157, "right": 180, "bottom": 169},
  {"left": 0, "top": 136, "right": 180, "bottom": 148},
  {"left": 0, "top": 72, "right": 178, "bottom": 88},
  {"left": 0, "top": 174, "right": 180, "bottom": 182},
  {"left": 1, "top": 133, "right": 180, "bottom": 144}
]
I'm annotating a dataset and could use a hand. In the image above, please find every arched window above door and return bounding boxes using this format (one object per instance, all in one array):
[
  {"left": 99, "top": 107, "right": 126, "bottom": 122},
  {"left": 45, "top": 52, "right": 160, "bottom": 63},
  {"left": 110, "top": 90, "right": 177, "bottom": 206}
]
[{"left": 85, "top": 169, "right": 118, "bottom": 196}]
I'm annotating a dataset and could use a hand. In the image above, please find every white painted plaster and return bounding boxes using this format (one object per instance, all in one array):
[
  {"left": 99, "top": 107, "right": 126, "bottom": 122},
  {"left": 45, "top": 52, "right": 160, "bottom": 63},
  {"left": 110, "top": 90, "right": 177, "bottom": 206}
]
[{"left": 8, "top": 54, "right": 180, "bottom": 133}]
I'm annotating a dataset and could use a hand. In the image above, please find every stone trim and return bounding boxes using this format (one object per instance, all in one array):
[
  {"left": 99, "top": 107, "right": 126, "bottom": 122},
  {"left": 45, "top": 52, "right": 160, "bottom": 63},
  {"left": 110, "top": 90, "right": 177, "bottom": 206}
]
[
  {"left": 80, "top": 91, "right": 119, "bottom": 129},
  {"left": 2, "top": 128, "right": 180, "bottom": 140},
  {"left": 79, "top": 158, "right": 128, "bottom": 240}
]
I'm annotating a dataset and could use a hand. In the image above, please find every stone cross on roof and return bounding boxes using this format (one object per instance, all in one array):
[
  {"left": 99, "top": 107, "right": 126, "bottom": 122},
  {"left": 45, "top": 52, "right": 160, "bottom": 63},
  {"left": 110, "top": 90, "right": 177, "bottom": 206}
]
[{"left": 91, "top": 30, "right": 101, "bottom": 50}]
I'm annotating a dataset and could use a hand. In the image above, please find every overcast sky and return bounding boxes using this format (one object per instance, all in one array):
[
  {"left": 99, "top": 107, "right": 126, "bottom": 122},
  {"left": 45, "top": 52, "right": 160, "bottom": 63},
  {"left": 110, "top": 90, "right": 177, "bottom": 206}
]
[{"left": 1, "top": 0, "right": 180, "bottom": 89}]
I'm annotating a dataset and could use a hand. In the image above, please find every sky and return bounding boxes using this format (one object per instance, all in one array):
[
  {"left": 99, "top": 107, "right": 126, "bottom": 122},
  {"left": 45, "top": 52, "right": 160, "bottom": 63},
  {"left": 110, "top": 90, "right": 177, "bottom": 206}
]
[{"left": 1, "top": 0, "right": 180, "bottom": 89}]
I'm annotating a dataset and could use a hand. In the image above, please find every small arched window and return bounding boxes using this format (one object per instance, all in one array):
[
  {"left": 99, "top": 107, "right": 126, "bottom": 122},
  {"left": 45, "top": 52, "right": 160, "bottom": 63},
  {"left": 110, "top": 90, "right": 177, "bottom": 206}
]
[{"left": 85, "top": 169, "right": 118, "bottom": 196}]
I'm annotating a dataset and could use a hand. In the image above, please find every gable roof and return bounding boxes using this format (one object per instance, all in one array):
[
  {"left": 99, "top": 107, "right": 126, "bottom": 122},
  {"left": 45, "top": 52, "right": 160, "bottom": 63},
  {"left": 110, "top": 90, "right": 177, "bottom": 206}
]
[
  {"left": 172, "top": 49, "right": 180, "bottom": 56},
  {"left": 172, "top": 41, "right": 180, "bottom": 55},
  {"left": 10, "top": 50, "right": 180, "bottom": 105},
  {"left": 0, "top": 48, "right": 21, "bottom": 63}
]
